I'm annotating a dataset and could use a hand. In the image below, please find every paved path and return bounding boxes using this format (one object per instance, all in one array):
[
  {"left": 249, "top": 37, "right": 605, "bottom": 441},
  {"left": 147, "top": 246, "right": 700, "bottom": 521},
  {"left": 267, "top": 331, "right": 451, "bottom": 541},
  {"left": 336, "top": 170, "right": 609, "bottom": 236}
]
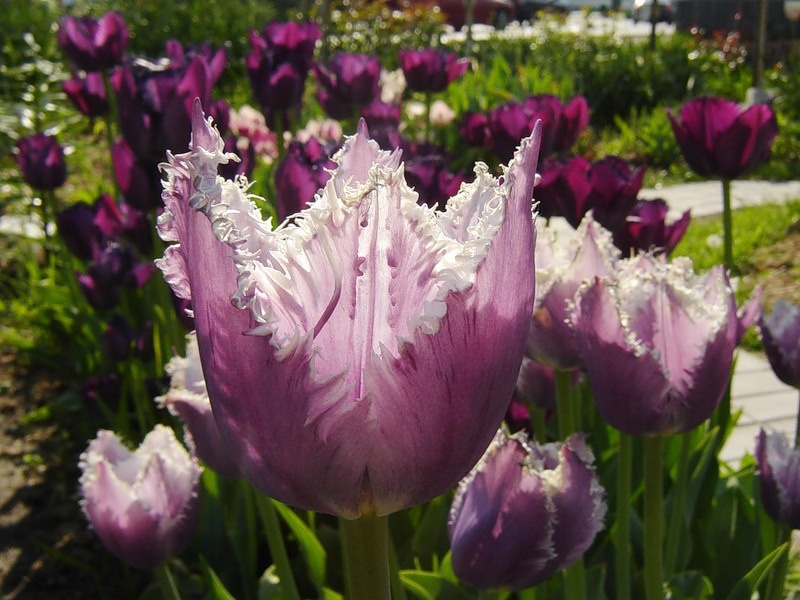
[{"left": 640, "top": 180, "right": 800, "bottom": 464}]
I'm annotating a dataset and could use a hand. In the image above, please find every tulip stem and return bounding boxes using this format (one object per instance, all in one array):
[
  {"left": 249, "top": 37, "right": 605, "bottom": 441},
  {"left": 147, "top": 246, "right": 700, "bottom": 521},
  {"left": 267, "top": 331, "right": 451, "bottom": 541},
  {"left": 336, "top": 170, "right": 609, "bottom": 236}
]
[
  {"left": 340, "top": 514, "right": 391, "bottom": 600},
  {"left": 615, "top": 433, "right": 632, "bottom": 600},
  {"left": 555, "top": 369, "right": 575, "bottom": 439},
  {"left": 664, "top": 431, "right": 692, "bottom": 578},
  {"left": 563, "top": 559, "right": 586, "bottom": 600},
  {"left": 764, "top": 525, "right": 791, "bottom": 600},
  {"left": 794, "top": 389, "right": 800, "bottom": 446},
  {"left": 154, "top": 563, "right": 182, "bottom": 600},
  {"left": 643, "top": 435, "right": 665, "bottom": 600},
  {"left": 721, "top": 178, "right": 733, "bottom": 270},
  {"left": 255, "top": 495, "right": 302, "bottom": 600}
]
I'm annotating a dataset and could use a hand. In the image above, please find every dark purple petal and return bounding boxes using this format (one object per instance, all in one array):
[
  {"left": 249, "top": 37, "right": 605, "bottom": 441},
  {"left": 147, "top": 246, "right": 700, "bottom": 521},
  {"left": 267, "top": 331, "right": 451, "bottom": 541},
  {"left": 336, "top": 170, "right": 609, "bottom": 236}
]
[
  {"left": 57, "top": 12, "right": 129, "bottom": 72},
  {"left": 16, "top": 133, "right": 67, "bottom": 191},
  {"left": 63, "top": 71, "right": 109, "bottom": 118},
  {"left": 759, "top": 299, "right": 800, "bottom": 389}
]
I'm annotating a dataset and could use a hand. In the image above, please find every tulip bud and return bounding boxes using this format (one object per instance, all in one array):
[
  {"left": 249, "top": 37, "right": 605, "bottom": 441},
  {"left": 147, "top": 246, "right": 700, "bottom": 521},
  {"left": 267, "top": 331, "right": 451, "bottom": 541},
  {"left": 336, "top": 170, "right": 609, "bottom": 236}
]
[
  {"left": 57, "top": 12, "right": 129, "bottom": 72},
  {"left": 16, "top": 133, "right": 67, "bottom": 191},
  {"left": 756, "top": 429, "right": 800, "bottom": 528},
  {"left": 448, "top": 429, "right": 606, "bottom": 591},
  {"left": 758, "top": 300, "right": 800, "bottom": 389},
  {"left": 79, "top": 426, "right": 201, "bottom": 569}
]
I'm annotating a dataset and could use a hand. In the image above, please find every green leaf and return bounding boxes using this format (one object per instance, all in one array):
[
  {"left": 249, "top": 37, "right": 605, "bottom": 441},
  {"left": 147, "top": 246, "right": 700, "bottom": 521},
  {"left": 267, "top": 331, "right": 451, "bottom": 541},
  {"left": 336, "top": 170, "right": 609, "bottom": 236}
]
[
  {"left": 272, "top": 500, "right": 327, "bottom": 586},
  {"left": 724, "top": 543, "right": 789, "bottom": 600},
  {"left": 666, "top": 571, "right": 714, "bottom": 599},
  {"left": 399, "top": 570, "right": 474, "bottom": 600},
  {"left": 200, "top": 556, "right": 237, "bottom": 600}
]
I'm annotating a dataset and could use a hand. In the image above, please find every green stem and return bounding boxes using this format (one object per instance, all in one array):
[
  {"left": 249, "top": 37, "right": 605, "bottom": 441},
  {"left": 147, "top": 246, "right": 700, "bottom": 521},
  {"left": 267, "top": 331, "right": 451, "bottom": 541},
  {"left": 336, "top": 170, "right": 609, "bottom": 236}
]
[
  {"left": 424, "top": 92, "right": 433, "bottom": 143},
  {"left": 154, "top": 563, "right": 182, "bottom": 600},
  {"left": 764, "top": 526, "right": 791, "bottom": 600},
  {"left": 721, "top": 178, "right": 733, "bottom": 271},
  {"left": 530, "top": 405, "right": 548, "bottom": 442},
  {"left": 643, "top": 435, "right": 665, "bottom": 600},
  {"left": 476, "top": 590, "right": 504, "bottom": 600},
  {"left": 340, "top": 514, "right": 391, "bottom": 600},
  {"left": 563, "top": 559, "right": 586, "bottom": 600},
  {"left": 615, "top": 433, "right": 632, "bottom": 600},
  {"left": 255, "top": 495, "right": 302, "bottom": 600},
  {"left": 664, "top": 432, "right": 692, "bottom": 577},
  {"left": 555, "top": 369, "right": 575, "bottom": 440}
]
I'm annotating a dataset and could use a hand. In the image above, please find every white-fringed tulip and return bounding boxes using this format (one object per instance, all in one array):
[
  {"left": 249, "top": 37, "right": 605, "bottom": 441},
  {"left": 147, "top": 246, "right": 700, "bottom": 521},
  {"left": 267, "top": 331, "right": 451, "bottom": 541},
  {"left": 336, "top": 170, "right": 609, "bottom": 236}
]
[
  {"left": 156, "top": 99, "right": 541, "bottom": 518},
  {"left": 79, "top": 425, "right": 201, "bottom": 569}
]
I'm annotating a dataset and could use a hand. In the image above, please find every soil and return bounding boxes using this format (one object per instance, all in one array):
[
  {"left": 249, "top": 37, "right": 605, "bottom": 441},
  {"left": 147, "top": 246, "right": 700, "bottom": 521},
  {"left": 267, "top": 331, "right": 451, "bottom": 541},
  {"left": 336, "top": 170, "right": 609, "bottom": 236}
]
[{"left": 0, "top": 228, "right": 798, "bottom": 599}]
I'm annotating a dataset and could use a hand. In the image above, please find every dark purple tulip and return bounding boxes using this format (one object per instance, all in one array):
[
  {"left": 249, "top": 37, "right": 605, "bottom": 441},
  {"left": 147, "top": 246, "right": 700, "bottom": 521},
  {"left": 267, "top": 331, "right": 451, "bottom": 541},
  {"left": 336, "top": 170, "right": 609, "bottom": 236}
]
[
  {"left": 553, "top": 96, "right": 589, "bottom": 154},
  {"left": 246, "top": 21, "right": 321, "bottom": 128},
  {"left": 78, "top": 267, "right": 121, "bottom": 310},
  {"left": 102, "top": 315, "right": 135, "bottom": 361},
  {"left": 57, "top": 201, "right": 98, "bottom": 261},
  {"left": 165, "top": 40, "right": 227, "bottom": 87},
  {"left": 63, "top": 71, "right": 109, "bottom": 118},
  {"left": 81, "top": 374, "right": 122, "bottom": 411},
  {"left": 361, "top": 100, "right": 401, "bottom": 131},
  {"left": 449, "top": 430, "right": 606, "bottom": 591},
  {"left": 460, "top": 112, "right": 492, "bottom": 148},
  {"left": 667, "top": 96, "right": 779, "bottom": 180},
  {"left": 612, "top": 198, "right": 690, "bottom": 257},
  {"left": 313, "top": 53, "right": 381, "bottom": 120},
  {"left": 403, "top": 144, "right": 465, "bottom": 209},
  {"left": 570, "top": 256, "right": 738, "bottom": 436},
  {"left": 113, "top": 49, "right": 223, "bottom": 161},
  {"left": 398, "top": 48, "right": 469, "bottom": 94},
  {"left": 758, "top": 300, "right": 800, "bottom": 389},
  {"left": 756, "top": 429, "right": 800, "bottom": 528},
  {"left": 274, "top": 137, "right": 337, "bottom": 220},
  {"left": 57, "top": 12, "right": 129, "bottom": 72},
  {"left": 92, "top": 194, "right": 152, "bottom": 255},
  {"left": 516, "top": 356, "right": 558, "bottom": 412},
  {"left": 111, "top": 138, "right": 163, "bottom": 211},
  {"left": 584, "top": 156, "right": 645, "bottom": 231},
  {"left": 534, "top": 156, "right": 591, "bottom": 224},
  {"left": 218, "top": 135, "right": 256, "bottom": 181},
  {"left": 16, "top": 133, "right": 67, "bottom": 191},
  {"left": 488, "top": 101, "right": 542, "bottom": 164}
]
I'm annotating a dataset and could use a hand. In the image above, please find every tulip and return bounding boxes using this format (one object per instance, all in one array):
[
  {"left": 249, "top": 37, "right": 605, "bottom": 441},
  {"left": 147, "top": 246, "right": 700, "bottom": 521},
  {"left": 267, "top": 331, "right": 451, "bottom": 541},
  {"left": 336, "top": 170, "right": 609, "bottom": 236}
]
[
  {"left": 246, "top": 21, "right": 321, "bottom": 129},
  {"left": 448, "top": 429, "right": 606, "bottom": 591},
  {"left": 398, "top": 48, "right": 469, "bottom": 94},
  {"left": 756, "top": 429, "right": 800, "bottom": 528},
  {"left": 758, "top": 300, "right": 800, "bottom": 390},
  {"left": 527, "top": 215, "right": 619, "bottom": 371},
  {"left": 57, "top": 201, "right": 98, "bottom": 261},
  {"left": 534, "top": 156, "right": 591, "bottom": 223},
  {"left": 156, "top": 99, "right": 541, "bottom": 518},
  {"left": 111, "top": 138, "right": 163, "bottom": 211},
  {"left": 313, "top": 53, "right": 382, "bottom": 121},
  {"left": 158, "top": 332, "right": 240, "bottom": 478},
  {"left": 274, "top": 136, "right": 338, "bottom": 220},
  {"left": 585, "top": 156, "right": 644, "bottom": 231},
  {"left": 16, "top": 133, "right": 67, "bottom": 191},
  {"left": 667, "top": 96, "right": 778, "bottom": 181},
  {"left": 79, "top": 425, "right": 201, "bottom": 569},
  {"left": 63, "top": 71, "right": 109, "bottom": 118},
  {"left": 516, "top": 356, "right": 558, "bottom": 412},
  {"left": 57, "top": 12, "right": 129, "bottom": 72},
  {"left": 402, "top": 143, "right": 465, "bottom": 209},
  {"left": 612, "top": 198, "right": 690, "bottom": 257},
  {"left": 460, "top": 112, "right": 492, "bottom": 148},
  {"left": 570, "top": 255, "right": 738, "bottom": 437}
]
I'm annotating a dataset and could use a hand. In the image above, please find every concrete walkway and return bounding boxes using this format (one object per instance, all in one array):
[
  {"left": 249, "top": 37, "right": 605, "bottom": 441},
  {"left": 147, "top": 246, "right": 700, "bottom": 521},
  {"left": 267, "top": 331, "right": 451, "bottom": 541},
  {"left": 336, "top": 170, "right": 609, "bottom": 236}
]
[{"left": 639, "top": 180, "right": 800, "bottom": 464}]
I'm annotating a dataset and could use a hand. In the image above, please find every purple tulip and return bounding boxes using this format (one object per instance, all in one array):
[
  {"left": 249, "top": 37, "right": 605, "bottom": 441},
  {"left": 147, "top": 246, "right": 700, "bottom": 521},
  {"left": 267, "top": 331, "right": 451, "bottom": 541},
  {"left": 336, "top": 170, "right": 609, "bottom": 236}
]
[
  {"left": 112, "top": 46, "right": 224, "bottom": 161},
  {"left": 111, "top": 138, "right": 163, "bottom": 211},
  {"left": 612, "top": 198, "right": 691, "bottom": 257},
  {"left": 92, "top": 193, "right": 152, "bottom": 255},
  {"left": 585, "top": 156, "right": 645, "bottom": 231},
  {"left": 758, "top": 300, "right": 800, "bottom": 389},
  {"left": 274, "top": 137, "right": 337, "bottom": 220},
  {"left": 57, "top": 201, "right": 99, "bottom": 261},
  {"left": 16, "top": 133, "right": 67, "bottom": 191},
  {"left": 156, "top": 100, "right": 541, "bottom": 518},
  {"left": 218, "top": 134, "right": 256, "bottom": 181},
  {"left": 313, "top": 53, "right": 381, "bottom": 120},
  {"left": 515, "top": 356, "right": 558, "bottom": 412},
  {"left": 534, "top": 156, "right": 591, "bottom": 223},
  {"left": 488, "top": 101, "right": 544, "bottom": 164},
  {"left": 63, "top": 71, "right": 109, "bottom": 118},
  {"left": 246, "top": 21, "right": 321, "bottom": 128},
  {"left": 667, "top": 96, "right": 779, "bottom": 180},
  {"left": 158, "top": 332, "right": 240, "bottom": 478},
  {"left": 398, "top": 48, "right": 469, "bottom": 94},
  {"left": 402, "top": 143, "right": 465, "bottom": 209},
  {"left": 449, "top": 430, "right": 606, "bottom": 591},
  {"left": 570, "top": 255, "right": 738, "bottom": 436},
  {"left": 756, "top": 429, "right": 800, "bottom": 528},
  {"left": 102, "top": 315, "right": 135, "bottom": 361},
  {"left": 81, "top": 374, "right": 122, "bottom": 411},
  {"left": 553, "top": 96, "right": 589, "bottom": 154},
  {"left": 527, "top": 215, "right": 620, "bottom": 370},
  {"left": 79, "top": 426, "right": 201, "bottom": 569},
  {"left": 361, "top": 100, "right": 401, "bottom": 130},
  {"left": 57, "top": 12, "right": 129, "bottom": 72},
  {"left": 460, "top": 112, "right": 493, "bottom": 148}
]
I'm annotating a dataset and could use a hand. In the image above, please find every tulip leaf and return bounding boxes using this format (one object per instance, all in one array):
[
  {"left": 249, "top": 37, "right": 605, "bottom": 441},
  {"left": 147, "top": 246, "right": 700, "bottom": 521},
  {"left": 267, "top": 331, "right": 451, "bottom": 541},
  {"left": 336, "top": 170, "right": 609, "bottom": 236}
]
[
  {"left": 723, "top": 542, "right": 789, "bottom": 600},
  {"left": 272, "top": 500, "right": 327, "bottom": 586},
  {"left": 666, "top": 571, "right": 714, "bottom": 599},
  {"left": 199, "top": 556, "right": 237, "bottom": 600},
  {"left": 400, "top": 570, "right": 473, "bottom": 600}
]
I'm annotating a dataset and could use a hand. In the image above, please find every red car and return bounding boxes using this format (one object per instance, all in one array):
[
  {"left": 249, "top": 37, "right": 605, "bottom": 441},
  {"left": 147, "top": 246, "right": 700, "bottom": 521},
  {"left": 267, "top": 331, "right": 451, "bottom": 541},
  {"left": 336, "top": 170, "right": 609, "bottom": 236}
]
[{"left": 395, "top": 0, "right": 517, "bottom": 28}]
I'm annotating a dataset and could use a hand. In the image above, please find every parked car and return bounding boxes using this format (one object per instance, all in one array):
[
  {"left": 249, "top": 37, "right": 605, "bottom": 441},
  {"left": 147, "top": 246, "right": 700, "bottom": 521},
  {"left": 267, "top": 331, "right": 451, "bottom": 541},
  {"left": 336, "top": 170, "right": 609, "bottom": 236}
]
[
  {"left": 513, "top": 0, "right": 569, "bottom": 20},
  {"left": 632, "top": 0, "right": 674, "bottom": 22},
  {"left": 550, "top": 0, "right": 612, "bottom": 12},
  {"left": 395, "top": 0, "right": 517, "bottom": 29}
]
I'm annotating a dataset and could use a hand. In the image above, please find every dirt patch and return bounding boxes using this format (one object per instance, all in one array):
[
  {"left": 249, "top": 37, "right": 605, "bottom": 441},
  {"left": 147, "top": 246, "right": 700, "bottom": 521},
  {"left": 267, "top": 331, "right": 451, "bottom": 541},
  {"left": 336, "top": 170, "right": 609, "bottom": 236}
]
[{"left": 741, "top": 223, "right": 800, "bottom": 309}]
